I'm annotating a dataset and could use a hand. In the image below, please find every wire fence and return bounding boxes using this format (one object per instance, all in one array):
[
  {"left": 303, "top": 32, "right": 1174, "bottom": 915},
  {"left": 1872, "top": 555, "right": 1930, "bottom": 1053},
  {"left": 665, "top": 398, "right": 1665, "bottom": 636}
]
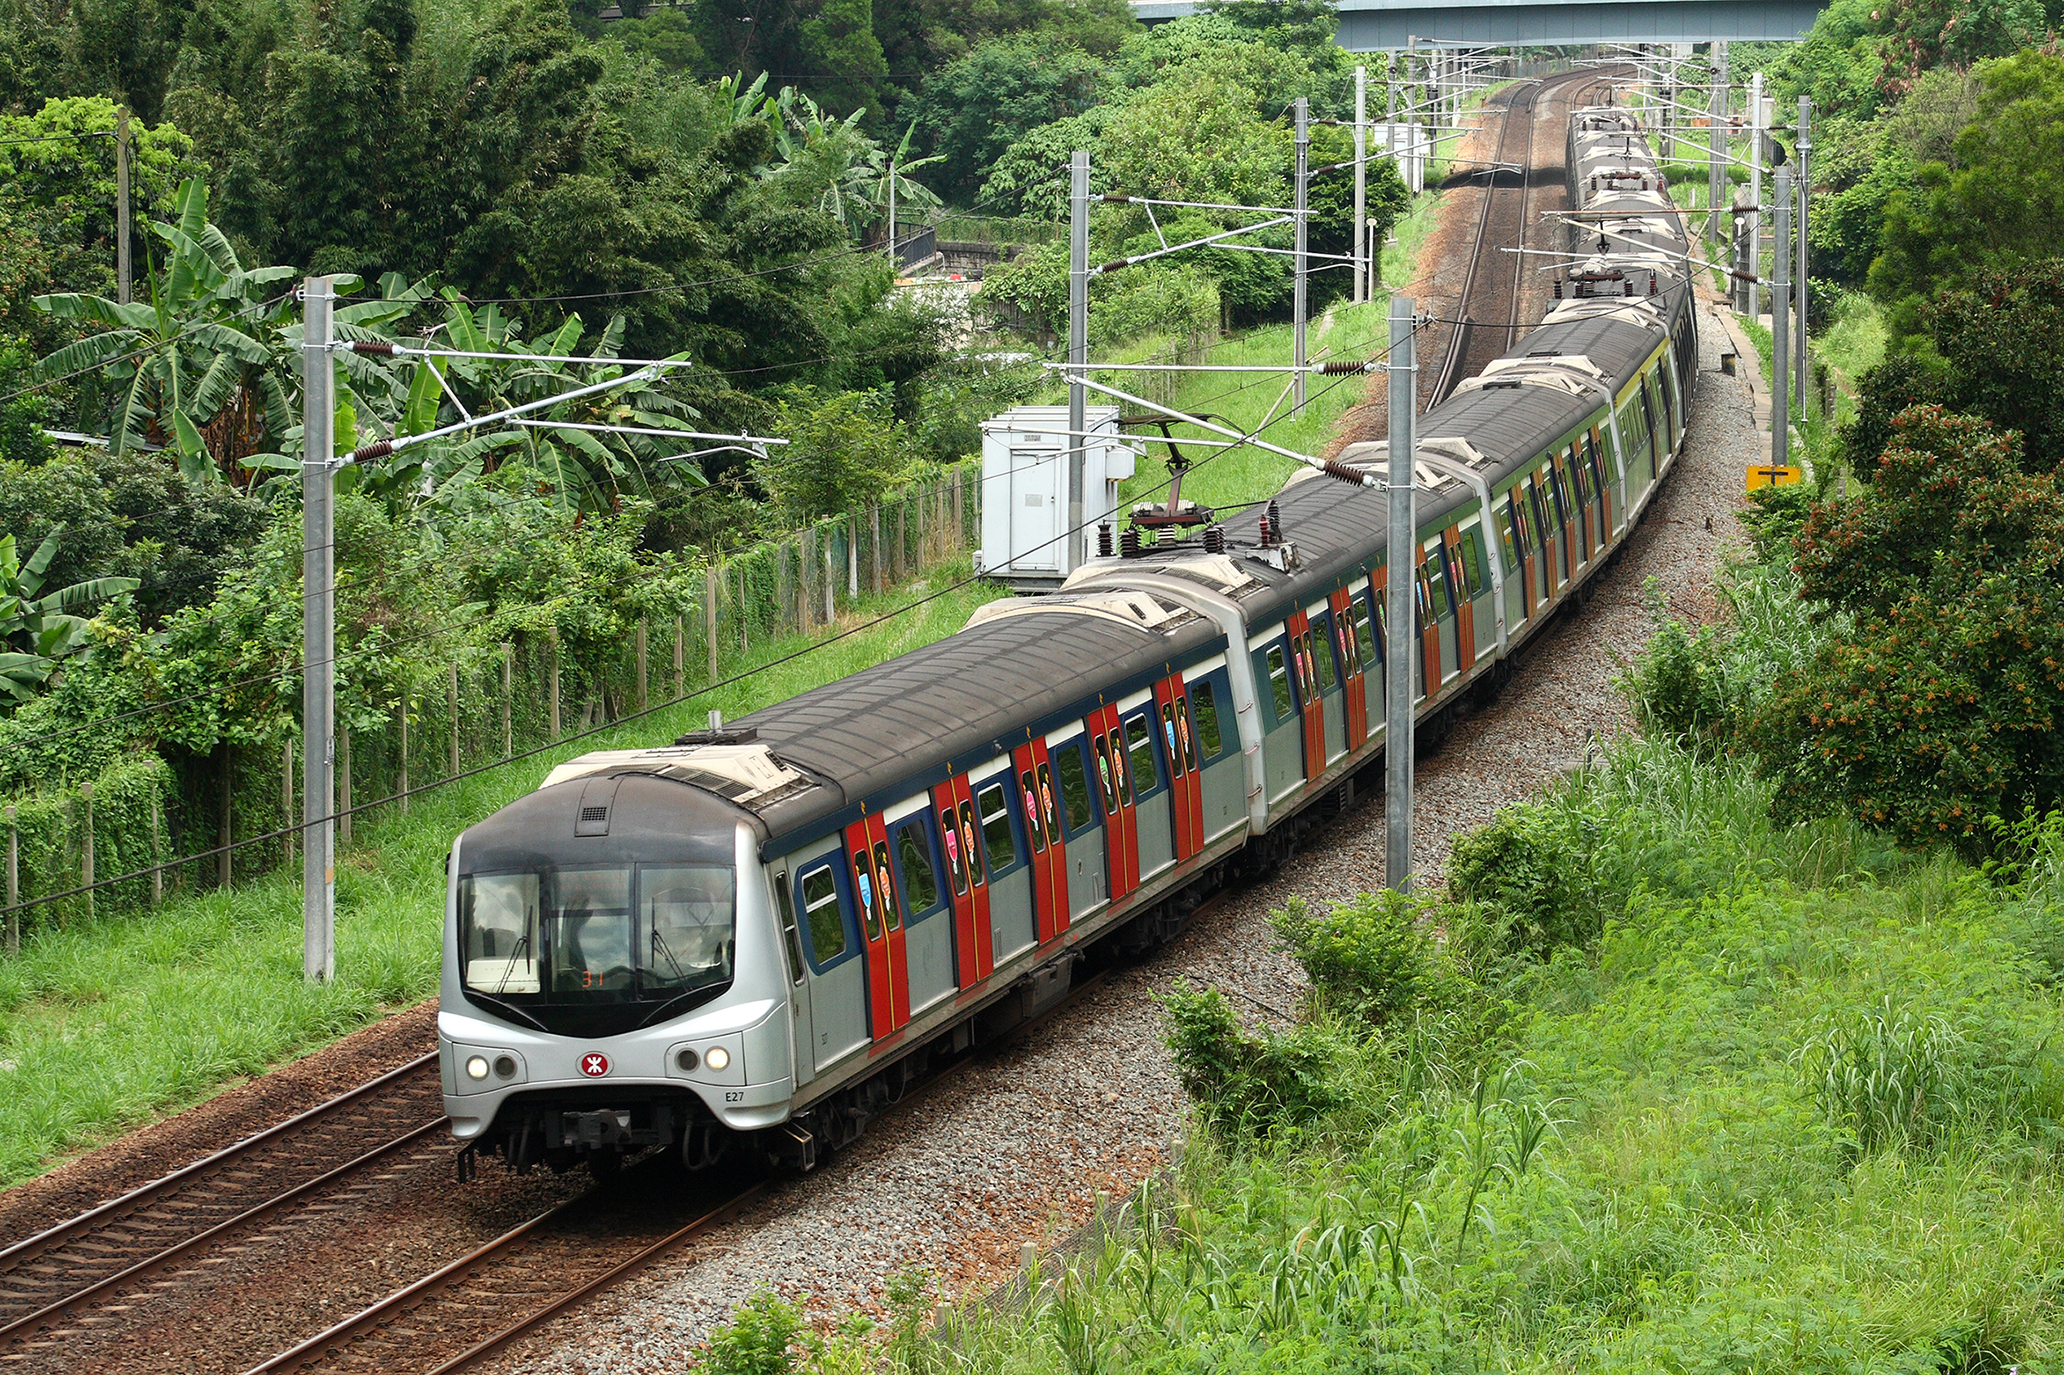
[{"left": 0, "top": 464, "right": 982, "bottom": 951}]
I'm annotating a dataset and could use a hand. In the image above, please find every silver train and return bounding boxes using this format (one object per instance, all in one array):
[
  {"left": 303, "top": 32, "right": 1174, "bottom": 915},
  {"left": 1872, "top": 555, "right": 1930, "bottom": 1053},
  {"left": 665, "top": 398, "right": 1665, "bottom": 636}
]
[{"left": 439, "top": 103, "right": 1695, "bottom": 1177}]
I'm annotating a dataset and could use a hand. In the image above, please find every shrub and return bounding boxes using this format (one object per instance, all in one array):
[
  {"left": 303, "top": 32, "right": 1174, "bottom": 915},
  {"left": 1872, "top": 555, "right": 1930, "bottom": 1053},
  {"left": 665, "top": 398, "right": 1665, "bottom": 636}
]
[
  {"left": 1795, "top": 998, "right": 1972, "bottom": 1158},
  {"left": 1269, "top": 890, "right": 1440, "bottom": 1027},
  {"left": 1447, "top": 803, "right": 1605, "bottom": 961},
  {"left": 1162, "top": 983, "right": 1345, "bottom": 1138},
  {"left": 704, "top": 1289, "right": 809, "bottom": 1375}
]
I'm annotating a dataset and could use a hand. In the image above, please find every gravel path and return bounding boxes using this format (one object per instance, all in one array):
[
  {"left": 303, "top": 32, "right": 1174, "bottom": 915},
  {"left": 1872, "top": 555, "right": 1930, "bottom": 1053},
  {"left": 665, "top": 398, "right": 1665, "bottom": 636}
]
[{"left": 478, "top": 294, "right": 1760, "bottom": 1373}]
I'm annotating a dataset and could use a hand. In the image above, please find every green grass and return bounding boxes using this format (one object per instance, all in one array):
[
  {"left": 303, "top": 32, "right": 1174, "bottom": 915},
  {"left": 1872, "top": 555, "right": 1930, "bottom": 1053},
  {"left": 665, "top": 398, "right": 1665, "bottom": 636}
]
[
  {"left": 773, "top": 738, "right": 2064, "bottom": 1374},
  {"left": 1818, "top": 288, "right": 1888, "bottom": 395},
  {"left": 0, "top": 565, "right": 1010, "bottom": 1186},
  {"left": 1109, "top": 298, "right": 1397, "bottom": 521}
]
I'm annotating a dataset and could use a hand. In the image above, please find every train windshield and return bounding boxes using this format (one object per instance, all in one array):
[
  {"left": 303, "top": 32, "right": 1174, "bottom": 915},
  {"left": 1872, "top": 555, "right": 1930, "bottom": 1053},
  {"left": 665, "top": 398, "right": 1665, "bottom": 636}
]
[{"left": 460, "top": 864, "right": 735, "bottom": 1032}]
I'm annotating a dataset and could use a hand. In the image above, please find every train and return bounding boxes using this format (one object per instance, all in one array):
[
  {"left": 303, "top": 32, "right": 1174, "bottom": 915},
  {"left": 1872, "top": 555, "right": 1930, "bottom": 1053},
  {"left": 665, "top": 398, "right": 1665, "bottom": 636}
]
[{"left": 438, "top": 100, "right": 1695, "bottom": 1178}]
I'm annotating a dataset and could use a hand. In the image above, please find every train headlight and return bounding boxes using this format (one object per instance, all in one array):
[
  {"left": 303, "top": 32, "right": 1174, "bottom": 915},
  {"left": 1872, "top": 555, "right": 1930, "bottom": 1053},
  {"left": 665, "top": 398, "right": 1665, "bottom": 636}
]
[
  {"left": 494, "top": 1055, "right": 518, "bottom": 1080},
  {"left": 465, "top": 1055, "right": 490, "bottom": 1081},
  {"left": 703, "top": 1046, "right": 731, "bottom": 1072},
  {"left": 676, "top": 1048, "right": 700, "bottom": 1072}
]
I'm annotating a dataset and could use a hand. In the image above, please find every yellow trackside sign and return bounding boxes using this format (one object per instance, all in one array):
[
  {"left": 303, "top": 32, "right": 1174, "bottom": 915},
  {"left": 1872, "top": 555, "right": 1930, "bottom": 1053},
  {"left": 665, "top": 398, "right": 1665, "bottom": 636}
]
[{"left": 1746, "top": 464, "right": 1802, "bottom": 491}]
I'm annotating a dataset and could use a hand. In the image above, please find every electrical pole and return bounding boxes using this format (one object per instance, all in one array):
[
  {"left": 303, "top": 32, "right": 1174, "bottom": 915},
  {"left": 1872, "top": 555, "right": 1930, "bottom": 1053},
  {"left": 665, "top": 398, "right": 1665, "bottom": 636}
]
[
  {"left": 1387, "top": 51, "right": 1398, "bottom": 175},
  {"left": 1796, "top": 95, "right": 1812, "bottom": 413},
  {"left": 1067, "top": 150, "right": 1089, "bottom": 573},
  {"left": 1385, "top": 295, "right": 1415, "bottom": 893},
  {"left": 1707, "top": 41, "right": 1727, "bottom": 261},
  {"left": 1293, "top": 97, "right": 1308, "bottom": 413},
  {"left": 1354, "top": 65, "right": 1368, "bottom": 303},
  {"left": 1747, "top": 70, "right": 1764, "bottom": 320},
  {"left": 300, "top": 277, "right": 336, "bottom": 983},
  {"left": 886, "top": 157, "right": 897, "bottom": 269},
  {"left": 115, "top": 107, "right": 131, "bottom": 306},
  {"left": 1772, "top": 166, "right": 1792, "bottom": 471}
]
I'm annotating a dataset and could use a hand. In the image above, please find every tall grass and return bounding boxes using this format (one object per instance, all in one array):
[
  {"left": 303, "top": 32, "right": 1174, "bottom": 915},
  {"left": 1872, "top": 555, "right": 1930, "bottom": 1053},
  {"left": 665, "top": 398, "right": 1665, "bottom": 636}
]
[{"left": 0, "top": 568, "right": 1010, "bottom": 1184}]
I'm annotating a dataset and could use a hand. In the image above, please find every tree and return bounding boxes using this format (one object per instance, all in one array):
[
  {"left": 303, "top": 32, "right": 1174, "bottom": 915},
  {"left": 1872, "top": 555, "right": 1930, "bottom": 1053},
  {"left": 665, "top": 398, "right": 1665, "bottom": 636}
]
[
  {"left": 30, "top": 178, "right": 295, "bottom": 476},
  {"left": 1870, "top": 52, "right": 2064, "bottom": 324},
  {"left": 756, "top": 389, "right": 916, "bottom": 522},
  {"left": 0, "top": 528, "right": 139, "bottom": 707},
  {"left": 912, "top": 37, "right": 1100, "bottom": 205},
  {"left": 1755, "top": 407, "right": 2064, "bottom": 852}
]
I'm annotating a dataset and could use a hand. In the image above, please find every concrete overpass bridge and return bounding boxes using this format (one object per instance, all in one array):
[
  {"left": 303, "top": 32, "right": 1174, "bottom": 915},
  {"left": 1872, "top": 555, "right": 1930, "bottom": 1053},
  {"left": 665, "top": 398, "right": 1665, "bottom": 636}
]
[{"left": 1133, "top": 0, "right": 1823, "bottom": 47}]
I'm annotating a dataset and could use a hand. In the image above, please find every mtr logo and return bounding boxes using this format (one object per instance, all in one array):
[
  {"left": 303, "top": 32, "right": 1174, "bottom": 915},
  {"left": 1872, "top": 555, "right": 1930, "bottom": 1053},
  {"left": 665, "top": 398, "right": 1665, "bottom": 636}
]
[{"left": 579, "top": 1052, "right": 611, "bottom": 1078}]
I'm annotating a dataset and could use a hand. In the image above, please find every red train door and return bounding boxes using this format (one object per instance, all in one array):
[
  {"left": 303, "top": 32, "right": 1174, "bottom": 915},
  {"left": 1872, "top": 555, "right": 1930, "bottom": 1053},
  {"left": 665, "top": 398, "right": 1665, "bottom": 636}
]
[
  {"left": 1284, "top": 609, "right": 1326, "bottom": 780},
  {"left": 1369, "top": 567, "right": 1391, "bottom": 714},
  {"left": 1011, "top": 741, "right": 1068, "bottom": 942},
  {"left": 1441, "top": 530, "right": 1475, "bottom": 670},
  {"left": 1328, "top": 588, "right": 1368, "bottom": 747},
  {"left": 1153, "top": 678, "right": 1194, "bottom": 861},
  {"left": 843, "top": 814, "right": 910, "bottom": 1038},
  {"left": 1414, "top": 549, "right": 1442, "bottom": 700},
  {"left": 931, "top": 776, "right": 994, "bottom": 988},
  {"left": 1090, "top": 705, "right": 1139, "bottom": 902}
]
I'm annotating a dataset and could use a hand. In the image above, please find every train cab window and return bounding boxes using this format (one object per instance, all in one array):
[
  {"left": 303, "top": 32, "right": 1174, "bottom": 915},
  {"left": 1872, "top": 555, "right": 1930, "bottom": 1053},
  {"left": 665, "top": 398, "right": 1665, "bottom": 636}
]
[
  {"left": 462, "top": 872, "right": 540, "bottom": 994},
  {"left": 1311, "top": 615, "right": 1338, "bottom": 690},
  {"left": 956, "top": 800, "right": 986, "bottom": 886},
  {"left": 938, "top": 805, "right": 969, "bottom": 896},
  {"left": 1264, "top": 644, "right": 1294, "bottom": 722},
  {"left": 1192, "top": 679, "right": 1224, "bottom": 757},
  {"left": 549, "top": 868, "right": 634, "bottom": 994},
  {"left": 977, "top": 781, "right": 1019, "bottom": 874},
  {"left": 773, "top": 873, "right": 805, "bottom": 983},
  {"left": 1017, "top": 769, "right": 1046, "bottom": 853},
  {"left": 798, "top": 865, "right": 849, "bottom": 968},
  {"left": 1125, "top": 713, "right": 1162, "bottom": 798},
  {"left": 1054, "top": 740, "right": 1094, "bottom": 835},
  {"left": 893, "top": 820, "right": 941, "bottom": 919}
]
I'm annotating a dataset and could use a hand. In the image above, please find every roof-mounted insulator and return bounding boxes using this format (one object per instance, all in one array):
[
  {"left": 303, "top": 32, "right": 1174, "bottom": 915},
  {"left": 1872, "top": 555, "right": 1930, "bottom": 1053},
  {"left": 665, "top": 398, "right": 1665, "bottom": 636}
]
[
  {"left": 1258, "top": 512, "right": 1272, "bottom": 547},
  {"left": 1098, "top": 523, "right": 1114, "bottom": 558},
  {"left": 1203, "top": 525, "right": 1226, "bottom": 554},
  {"left": 1119, "top": 527, "right": 1143, "bottom": 559},
  {"left": 1267, "top": 500, "right": 1282, "bottom": 539}
]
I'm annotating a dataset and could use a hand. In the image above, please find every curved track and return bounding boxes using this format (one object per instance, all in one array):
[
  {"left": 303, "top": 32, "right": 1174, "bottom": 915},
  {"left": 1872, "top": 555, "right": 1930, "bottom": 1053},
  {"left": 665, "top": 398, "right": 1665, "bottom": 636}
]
[{"left": 0, "top": 1056, "right": 445, "bottom": 1358}]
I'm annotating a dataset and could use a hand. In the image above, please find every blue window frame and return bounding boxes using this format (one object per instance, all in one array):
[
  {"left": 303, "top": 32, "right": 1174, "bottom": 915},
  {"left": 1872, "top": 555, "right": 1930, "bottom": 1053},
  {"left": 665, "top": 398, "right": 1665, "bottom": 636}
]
[
  {"left": 794, "top": 860, "right": 858, "bottom": 973},
  {"left": 889, "top": 815, "right": 948, "bottom": 924},
  {"left": 972, "top": 772, "right": 1024, "bottom": 881}
]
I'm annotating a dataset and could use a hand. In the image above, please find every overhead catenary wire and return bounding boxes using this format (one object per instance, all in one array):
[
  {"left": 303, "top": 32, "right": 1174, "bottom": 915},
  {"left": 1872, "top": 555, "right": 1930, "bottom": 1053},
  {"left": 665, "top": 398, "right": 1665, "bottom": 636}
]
[{"left": 0, "top": 350, "right": 1394, "bottom": 923}]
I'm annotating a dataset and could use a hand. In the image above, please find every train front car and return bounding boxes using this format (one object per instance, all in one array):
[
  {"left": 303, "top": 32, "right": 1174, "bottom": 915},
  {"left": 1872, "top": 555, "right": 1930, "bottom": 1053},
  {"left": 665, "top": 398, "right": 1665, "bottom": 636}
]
[{"left": 440, "top": 751, "right": 797, "bottom": 1178}]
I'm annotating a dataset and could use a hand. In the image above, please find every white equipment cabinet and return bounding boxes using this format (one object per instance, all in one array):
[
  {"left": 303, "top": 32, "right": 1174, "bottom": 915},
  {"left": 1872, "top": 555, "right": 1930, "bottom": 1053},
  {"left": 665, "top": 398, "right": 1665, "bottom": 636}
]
[{"left": 974, "top": 405, "right": 1136, "bottom": 591}]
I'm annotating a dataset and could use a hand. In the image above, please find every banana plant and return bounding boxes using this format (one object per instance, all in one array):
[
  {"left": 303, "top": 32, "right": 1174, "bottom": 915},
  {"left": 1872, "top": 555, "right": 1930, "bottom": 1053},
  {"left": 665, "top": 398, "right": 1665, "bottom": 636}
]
[
  {"left": 0, "top": 528, "right": 140, "bottom": 707},
  {"left": 31, "top": 178, "right": 297, "bottom": 483}
]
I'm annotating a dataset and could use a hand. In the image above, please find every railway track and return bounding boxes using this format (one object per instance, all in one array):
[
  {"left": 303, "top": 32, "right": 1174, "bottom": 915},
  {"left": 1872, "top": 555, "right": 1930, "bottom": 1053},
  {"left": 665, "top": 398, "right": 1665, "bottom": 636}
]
[
  {"left": 0, "top": 1054, "right": 445, "bottom": 1359},
  {"left": 1430, "top": 68, "right": 1615, "bottom": 405},
  {"left": 234, "top": 955, "right": 1137, "bottom": 1375}
]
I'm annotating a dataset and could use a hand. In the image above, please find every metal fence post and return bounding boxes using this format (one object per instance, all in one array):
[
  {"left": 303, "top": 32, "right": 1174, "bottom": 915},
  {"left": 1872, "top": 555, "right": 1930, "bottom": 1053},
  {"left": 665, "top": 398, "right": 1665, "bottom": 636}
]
[
  {"left": 80, "top": 782, "right": 93, "bottom": 925},
  {"left": 673, "top": 616, "right": 684, "bottom": 700},
  {"left": 4, "top": 804, "right": 15, "bottom": 956},
  {"left": 636, "top": 618, "right": 649, "bottom": 712},
  {"left": 502, "top": 642, "right": 514, "bottom": 759},
  {"left": 447, "top": 661, "right": 460, "bottom": 775},
  {"left": 705, "top": 569, "right": 719, "bottom": 681}
]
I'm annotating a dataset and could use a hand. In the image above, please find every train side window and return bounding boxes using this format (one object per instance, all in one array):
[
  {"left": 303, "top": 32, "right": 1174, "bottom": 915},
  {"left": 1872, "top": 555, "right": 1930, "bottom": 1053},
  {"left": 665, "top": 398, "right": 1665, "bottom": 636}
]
[
  {"left": 1035, "top": 761, "right": 1061, "bottom": 844},
  {"left": 1354, "top": 594, "right": 1378, "bottom": 665},
  {"left": 871, "top": 840, "right": 902, "bottom": 931},
  {"left": 798, "top": 865, "right": 849, "bottom": 969},
  {"left": 1016, "top": 769, "right": 1046, "bottom": 853},
  {"left": 1498, "top": 500, "right": 1521, "bottom": 571},
  {"left": 1191, "top": 679, "right": 1224, "bottom": 757},
  {"left": 956, "top": 800, "right": 986, "bottom": 886},
  {"left": 893, "top": 820, "right": 941, "bottom": 919},
  {"left": 773, "top": 873, "right": 805, "bottom": 984},
  {"left": 1054, "top": 740, "right": 1094, "bottom": 836},
  {"left": 977, "top": 781, "right": 1019, "bottom": 873},
  {"left": 1264, "top": 644, "right": 1294, "bottom": 722},
  {"left": 1527, "top": 478, "right": 1551, "bottom": 545},
  {"left": 1572, "top": 447, "right": 1595, "bottom": 504},
  {"left": 1091, "top": 733, "right": 1118, "bottom": 815},
  {"left": 1311, "top": 614, "right": 1338, "bottom": 689},
  {"left": 1159, "top": 703, "right": 1185, "bottom": 777},
  {"left": 1421, "top": 548, "right": 1450, "bottom": 618},
  {"left": 849, "top": 848, "right": 882, "bottom": 943},
  {"left": 1107, "top": 726, "right": 1132, "bottom": 806},
  {"left": 938, "top": 805, "right": 969, "bottom": 897},
  {"left": 1125, "top": 713, "right": 1162, "bottom": 798},
  {"left": 1586, "top": 430, "right": 1610, "bottom": 487},
  {"left": 1462, "top": 528, "right": 1490, "bottom": 598}
]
